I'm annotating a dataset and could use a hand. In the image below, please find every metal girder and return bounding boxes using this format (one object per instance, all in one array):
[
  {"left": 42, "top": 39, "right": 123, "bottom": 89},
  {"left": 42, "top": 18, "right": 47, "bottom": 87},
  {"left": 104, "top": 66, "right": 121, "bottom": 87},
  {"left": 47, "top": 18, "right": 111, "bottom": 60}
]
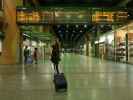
[{"left": 117, "top": 0, "right": 131, "bottom": 7}]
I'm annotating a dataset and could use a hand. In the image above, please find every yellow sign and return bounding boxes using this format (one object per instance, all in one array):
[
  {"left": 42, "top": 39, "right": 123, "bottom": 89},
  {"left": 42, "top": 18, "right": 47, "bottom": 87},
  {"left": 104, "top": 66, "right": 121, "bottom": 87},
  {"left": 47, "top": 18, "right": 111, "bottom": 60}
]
[
  {"left": 17, "top": 11, "right": 41, "bottom": 23},
  {"left": 92, "top": 11, "right": 114, "bottom": 23},
  {"left": 92, "top": 11, "right": 128, "bottom": 23}
]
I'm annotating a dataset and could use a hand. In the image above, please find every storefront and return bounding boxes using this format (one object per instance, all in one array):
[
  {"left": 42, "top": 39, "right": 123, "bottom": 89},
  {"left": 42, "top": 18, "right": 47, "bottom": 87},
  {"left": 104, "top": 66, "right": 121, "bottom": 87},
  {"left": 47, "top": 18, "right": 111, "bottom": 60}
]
[
  {"left": 95, "top": 31, "right": 114, "bottom": 60},
  {"left": 95, "top": 21, "right": 133, "bottom": 64},
  {"left": 22, "top": 35, "right": 47, "bottom": 63},
  {"left": 115, "top": 22, "right": 133, "bottom": 64}
]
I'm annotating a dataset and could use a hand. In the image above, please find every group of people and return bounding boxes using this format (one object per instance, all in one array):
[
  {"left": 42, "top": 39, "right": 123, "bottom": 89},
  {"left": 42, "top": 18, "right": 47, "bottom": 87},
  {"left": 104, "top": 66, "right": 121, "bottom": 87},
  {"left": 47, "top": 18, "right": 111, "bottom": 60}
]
[
  {"left": 23, "top": 39, "right": 61, "bottom": 74},
  {"left": 24, "top": 46, "right": 38, "bottom": 64}
]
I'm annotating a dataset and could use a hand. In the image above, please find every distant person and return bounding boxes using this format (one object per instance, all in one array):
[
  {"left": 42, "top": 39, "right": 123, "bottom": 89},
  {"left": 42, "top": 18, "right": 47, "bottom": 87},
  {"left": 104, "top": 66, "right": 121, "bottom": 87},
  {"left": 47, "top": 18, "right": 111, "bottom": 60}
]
[
  {"left": 24, "top": 46, "right": 29, "bottom": 64},
  {"left": 51, "top": 40, "right": 61, "bottom": 74},
  {"left": 33, "top": 48, "right": 38, "bottom": 64}
]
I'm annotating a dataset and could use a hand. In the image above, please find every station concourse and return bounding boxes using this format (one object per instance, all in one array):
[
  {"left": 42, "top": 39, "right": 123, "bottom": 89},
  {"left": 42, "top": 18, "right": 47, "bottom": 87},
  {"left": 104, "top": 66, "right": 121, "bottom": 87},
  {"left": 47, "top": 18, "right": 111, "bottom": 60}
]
[{"left": 0, "top": 0, "right": 133, "bottom": 100}]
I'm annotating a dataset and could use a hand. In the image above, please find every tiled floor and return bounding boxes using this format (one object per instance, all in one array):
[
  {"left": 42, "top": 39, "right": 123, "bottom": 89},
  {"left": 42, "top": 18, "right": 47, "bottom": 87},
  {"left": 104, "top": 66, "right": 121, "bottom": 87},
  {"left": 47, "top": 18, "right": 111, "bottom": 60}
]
[{"left": 0, "top": 53, "right": 133, "bottom": 100}]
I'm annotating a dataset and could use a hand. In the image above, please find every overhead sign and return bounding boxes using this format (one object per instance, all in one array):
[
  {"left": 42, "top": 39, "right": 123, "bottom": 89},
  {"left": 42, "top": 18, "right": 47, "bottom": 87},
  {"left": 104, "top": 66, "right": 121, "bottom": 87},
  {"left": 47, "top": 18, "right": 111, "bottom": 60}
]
[
  {"left": 114, "top": 11, "right": 128, "bottom": 22},
  {"left": 16, "top": 9, "right": 128, "bottom": 24},
  {"left": 92, "top": 11, "right": 114, "bottom": 23},
  {"left": 92, "top": 11, "right": 128, "bottom": 23},
  {"left": 16, "top": 10, "right": 90, "bottom": 24},
  {"left": 17, "top": 10, "right": 53, "bottom": 24}
]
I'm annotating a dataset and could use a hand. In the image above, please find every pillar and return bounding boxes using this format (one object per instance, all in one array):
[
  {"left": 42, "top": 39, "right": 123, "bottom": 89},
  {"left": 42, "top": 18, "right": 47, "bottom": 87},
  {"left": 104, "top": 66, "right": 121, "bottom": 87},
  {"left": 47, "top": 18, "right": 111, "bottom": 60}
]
[
  {"left": 85, "top": 32, "right": 89, "bottom": 56},
  {"left": 0, "top": 0, "right": 20, "bottom": 64}
]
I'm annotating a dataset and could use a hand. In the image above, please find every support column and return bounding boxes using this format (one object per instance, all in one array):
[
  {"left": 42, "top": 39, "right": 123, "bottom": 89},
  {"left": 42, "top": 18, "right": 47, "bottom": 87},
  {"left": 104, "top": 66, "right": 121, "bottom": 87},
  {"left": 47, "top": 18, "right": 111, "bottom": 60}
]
[
  {"left": 85, "top": 32, "right": 90, "bottom": 56},
  {"left": 0, "top": 0, "right": 20, "bottom": 64}
]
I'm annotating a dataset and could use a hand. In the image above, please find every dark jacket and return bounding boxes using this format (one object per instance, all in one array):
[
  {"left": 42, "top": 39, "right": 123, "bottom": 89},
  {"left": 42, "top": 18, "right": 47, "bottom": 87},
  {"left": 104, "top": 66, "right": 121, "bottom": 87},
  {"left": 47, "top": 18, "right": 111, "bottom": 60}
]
[{"left": 51, "top": 42, "right": 60, "bottom": 64}]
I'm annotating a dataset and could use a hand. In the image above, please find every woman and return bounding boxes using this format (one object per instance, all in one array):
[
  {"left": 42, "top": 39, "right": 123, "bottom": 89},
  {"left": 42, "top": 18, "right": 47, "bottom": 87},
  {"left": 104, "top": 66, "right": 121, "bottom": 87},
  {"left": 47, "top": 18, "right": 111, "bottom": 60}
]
[
  {"left": 33, "top": 48, "right": 38, "bottom": 64},
  {"left": 24, "top": 46, "right": 29, "bottom": 64},
  {"left": 51, "top": 40, "right": 61, "bottom": 74}
]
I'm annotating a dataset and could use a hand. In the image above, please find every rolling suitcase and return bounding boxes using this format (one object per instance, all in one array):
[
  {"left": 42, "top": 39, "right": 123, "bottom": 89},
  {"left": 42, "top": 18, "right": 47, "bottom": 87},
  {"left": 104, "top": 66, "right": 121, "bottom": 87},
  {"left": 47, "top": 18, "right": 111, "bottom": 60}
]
[
  {"left": 26, "top": 56, "right": 33, "bottom": 64},
  {"left": 54, "top": 73, "right": 67, "bottom": 92}
]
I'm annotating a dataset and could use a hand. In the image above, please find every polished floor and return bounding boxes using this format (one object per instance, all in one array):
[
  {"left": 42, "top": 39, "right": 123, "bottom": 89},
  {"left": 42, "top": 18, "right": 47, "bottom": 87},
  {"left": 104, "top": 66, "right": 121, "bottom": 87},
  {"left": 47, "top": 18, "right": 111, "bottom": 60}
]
[{"left": 0, "top": 53, "right": 133, "bottom": 100}]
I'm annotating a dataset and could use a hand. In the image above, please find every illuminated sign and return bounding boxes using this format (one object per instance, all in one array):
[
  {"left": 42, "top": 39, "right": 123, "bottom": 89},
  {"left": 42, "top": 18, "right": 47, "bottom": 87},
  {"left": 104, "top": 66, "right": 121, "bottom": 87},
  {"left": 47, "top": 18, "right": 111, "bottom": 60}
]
[
  {"left": 54, "top": 11, "right": 89, "bottom": 23},
  {"left": 114, "top": 11, "right": 128, "bottom": 22},
  {"left": 17, "top": 9, "right": 128, "bottom": 24},
  {"left": 17, "top": 10, "right": 90, "bottom": 24},
  {"left": 92, "top": 11, "right": 114, "bottom": 23},
  {"left": 92, "top": 11, "right": 128, "bottom": 23},
  {"left": 17, "top": 10, "right": 53, "bottom": 24}
]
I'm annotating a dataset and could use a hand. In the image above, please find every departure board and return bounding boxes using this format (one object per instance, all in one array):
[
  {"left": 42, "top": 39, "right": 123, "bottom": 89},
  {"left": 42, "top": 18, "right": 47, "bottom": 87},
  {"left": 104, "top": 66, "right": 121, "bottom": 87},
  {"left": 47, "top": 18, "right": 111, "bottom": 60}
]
[
  {"left": 17, "top": 10, "right": 53, "bottom": 24},
  {"left": 16, "top": 9, "right": 128, "bottom": 24}
]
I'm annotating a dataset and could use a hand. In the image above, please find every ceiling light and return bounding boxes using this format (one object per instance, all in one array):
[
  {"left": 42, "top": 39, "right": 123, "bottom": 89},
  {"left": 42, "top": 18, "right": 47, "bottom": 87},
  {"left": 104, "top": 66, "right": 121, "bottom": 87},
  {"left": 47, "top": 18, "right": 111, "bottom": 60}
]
[
  {"left": 66, "top": 24, "right": 69, "bottom": 28},
  {"left": 66, "top": 30, "right": 68, "bottom": 32},
  {"left": 66, "top": 15, "right": 71, "bottom": 18},
  {"left": 84, "top": 24, "right": 87, "bottom": 28},
  {"left": 22, "top": 7, "right": 27, "bottom": 10},
  {"left": 57, "top": 25, "right": 60, "bottom": 28},
  {"left": 55, "top": 12, "right": 59, "bottom": 17},
  {"left": 78, "top": 15, "right": 83, "bottom": 18},
  {"left": 58, "top": 30, "right": 61, "bottom": 33},
  {"left": 76, "top": 25, "right": 79, "bottom": 28}
]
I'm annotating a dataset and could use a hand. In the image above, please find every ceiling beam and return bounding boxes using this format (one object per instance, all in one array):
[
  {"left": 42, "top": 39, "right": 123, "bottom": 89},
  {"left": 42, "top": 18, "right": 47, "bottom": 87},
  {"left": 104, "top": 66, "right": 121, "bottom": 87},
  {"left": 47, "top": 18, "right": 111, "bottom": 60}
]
[{"left": 117, "top": 0, "right": 131, "bottom": 7}]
